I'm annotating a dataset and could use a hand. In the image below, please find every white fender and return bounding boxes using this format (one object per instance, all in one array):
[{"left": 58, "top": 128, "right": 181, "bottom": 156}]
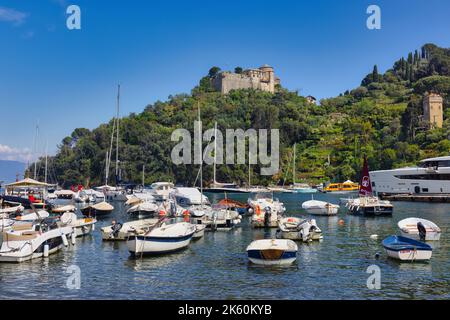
[
  {"left": 61, "top": 233, "right": 69, "bottom": 247},
  {"left": 43, "top": 244, "right": 49, "bottom": 257}
]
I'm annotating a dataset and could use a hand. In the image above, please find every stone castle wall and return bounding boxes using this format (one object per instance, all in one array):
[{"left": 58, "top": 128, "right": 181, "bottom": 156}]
[{"left": 212, "top": 65, "right": 278, "bottom": 94}]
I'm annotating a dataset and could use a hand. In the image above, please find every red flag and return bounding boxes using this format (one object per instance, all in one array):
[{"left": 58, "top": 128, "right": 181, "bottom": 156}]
[{"left": 359, "top": 155, "right": 372, "bottom": 196}]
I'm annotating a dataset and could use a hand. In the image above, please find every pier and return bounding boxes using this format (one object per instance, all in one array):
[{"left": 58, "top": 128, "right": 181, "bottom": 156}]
[{"left": 380, "top": 193, "right": 450, "bottom": 203}]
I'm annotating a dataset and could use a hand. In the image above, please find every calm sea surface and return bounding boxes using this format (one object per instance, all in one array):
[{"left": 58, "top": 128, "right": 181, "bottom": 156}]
[{"left": 0, "top": 192, "right": 449, "bottom": 300}]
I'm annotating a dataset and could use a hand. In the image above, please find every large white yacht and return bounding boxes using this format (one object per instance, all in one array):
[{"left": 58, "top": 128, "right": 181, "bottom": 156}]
[{"left": 370, "top": 156, "right": 450, "bottom": 195}]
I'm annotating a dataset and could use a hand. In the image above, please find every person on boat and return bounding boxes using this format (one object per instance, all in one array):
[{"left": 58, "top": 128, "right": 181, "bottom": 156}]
[
  {"left": 264, "top": 206, "right": 271, "bottom": 227},
  {"left": 110, "top": 219, "right": 123, "bottom": 238},
  {"left": 417, "top": 222, "right": 426, "bottom": 241}
]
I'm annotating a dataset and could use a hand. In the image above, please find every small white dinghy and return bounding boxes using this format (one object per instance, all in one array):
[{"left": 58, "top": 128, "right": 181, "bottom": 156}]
[
  {"left": 301, "top": 200, "right": 339, "bottom": 216},
  {"left": 60, "top": 211, "right": 97, "bottom": 237},
  {"left": 276, "top": 217, "right": 323, "bottom": 242},
  {"left": 127, "top": 219, "right": 195, "bottom": 256},
  {"left": 101, "top": 218, "right": 159, "bottom": 241},
  {"left": 0, "top": 220, "right": 73, "bottom": 263},
  {"left": 398, "top": 218, "right": 441, "bottom": 241},
  {"left": 246, "top": 239, "right": 298, "bottom": 265}
]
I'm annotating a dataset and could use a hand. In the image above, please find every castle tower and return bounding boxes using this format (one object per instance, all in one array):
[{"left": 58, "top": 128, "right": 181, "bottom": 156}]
[
  {"left": 423, "top": 93, "right": 444, "bottom": 129},
  {"left": 259, "top": 64, "right": 275, "bottom": 92}
]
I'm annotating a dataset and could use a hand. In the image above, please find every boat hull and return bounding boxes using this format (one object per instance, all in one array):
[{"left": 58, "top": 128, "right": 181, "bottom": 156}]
[
  {"left": 247, "top": 249, "right": 297, "bottom": 265},
  {"left": 348, "top": 205, "right": 393, "bottom": 216},
  {"left": 127, "top": 233, "right": 193, "bottom": 255},
  {"left": 383, "top": 247, "right": 432, "bottom": 261}
]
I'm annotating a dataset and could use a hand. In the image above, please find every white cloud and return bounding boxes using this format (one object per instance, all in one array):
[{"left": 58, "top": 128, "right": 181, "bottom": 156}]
[
  {"left": 0, "top": 144, "right": 33, "bottom": 163},
  {"left": 0, "top": 6, "right": 28, "bottom": 26}
]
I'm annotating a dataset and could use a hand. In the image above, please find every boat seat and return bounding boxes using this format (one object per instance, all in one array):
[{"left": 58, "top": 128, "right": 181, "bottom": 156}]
[
  {"left": 2, "top": 232, "right": 38, "bottom": 241},
  {"left": 12, "top": 223, "right": 33, "bottom": 231}
]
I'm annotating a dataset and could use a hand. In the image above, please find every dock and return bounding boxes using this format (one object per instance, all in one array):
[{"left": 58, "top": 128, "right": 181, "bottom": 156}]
[{"left": 380, "top": 194, "right": 450, "bottom": 203}]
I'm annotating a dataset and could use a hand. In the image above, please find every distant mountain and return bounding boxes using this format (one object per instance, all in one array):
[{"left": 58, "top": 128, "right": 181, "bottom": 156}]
[{"left": 0, "top": 160, "right": 26, "bottom": 184}]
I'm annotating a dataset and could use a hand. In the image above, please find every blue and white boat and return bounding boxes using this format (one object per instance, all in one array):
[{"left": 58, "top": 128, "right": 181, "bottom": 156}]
[
  {"left": 246, "top": 239, "right": 298, "bottom": 265},
  {"left": 127, "top": 219, "right": 195, "bottom": 256},
  {"left": 382, "top": 235, "right": 433, "bottom": 261}
]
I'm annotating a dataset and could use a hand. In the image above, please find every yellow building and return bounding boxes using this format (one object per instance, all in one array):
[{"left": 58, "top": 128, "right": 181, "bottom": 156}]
[{"left": 423, "top": 93, "right": 444, "bottom": 129}]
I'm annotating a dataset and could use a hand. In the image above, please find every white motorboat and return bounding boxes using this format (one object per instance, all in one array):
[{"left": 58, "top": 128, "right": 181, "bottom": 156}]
[
  {"left": 55, "top": 189, "right": 76, "bottom": 200},
  {"left": 13, "top": 210, "right": 50, "bottom": 222},
  {"left": 301, "top": 199, "right": 339, "bottom": 216},
  {"left": 247, "top": 193, "right": 286, "bottom": 215},
  {"left": 101, "top": 218, "right": 159, "bottom": 241},
  {"left": 276, "top": 217, "right": 323, "bottom": 242},
  {"left": 0, "top": 219, "right": 15, "bottom": 232},
  {"left": 382, "top": 235, "right": 433, "bottom": 261},
  {"left": 193, "top": 224, "right": 206, "bottom": 239},
  {"left": 0, "top": 204, "right": 25, "bottom": 215},
  {"left": 126, "top": 200, "right": 159, "bottom": 216},
  {"left": 150, "top": 182, "right": 175, "bottom": 201},
  {"left": 199, "top": 207, "right": 242, "bottom": 231},
  {"left": 246, "top": 239, "right": 298, "bottom": 265},
  {"left": 60, "top": 211, "right": 96, "bottom": 237},
  {"left": 0, "top": 220, "right": 73, "bottom": 262},
  {"left": 126, "top": 219, "right": 195, "bottom": 256},
  {"left": 398, "top": 218, "right": 441, "bottom": 241},
  {"left": 51, "top": 204, "right": 76, "bottom": 214},
  {"left": 251, "top": 206, "right": 280, "bottom": 228}
]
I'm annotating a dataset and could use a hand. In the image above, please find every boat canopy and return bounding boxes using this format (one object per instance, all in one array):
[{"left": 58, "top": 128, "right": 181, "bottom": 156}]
[{"left": 5, "top": 178, "right": 51, "bottom": 189}]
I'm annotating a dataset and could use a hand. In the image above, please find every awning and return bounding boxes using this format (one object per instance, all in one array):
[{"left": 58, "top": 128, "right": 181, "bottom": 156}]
[{"left": 5, "top": 178, "right": 51, "bottom": 188}]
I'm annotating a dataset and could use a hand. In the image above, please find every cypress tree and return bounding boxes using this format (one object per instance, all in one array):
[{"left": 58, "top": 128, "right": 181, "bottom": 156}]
[
  {"left": 421, "top": 47, "right": 426, "bottom": 59},
  {"left": 409, "top": 65, "right": 414, "bottom": 82},
  {"left": 407, "top": 52, "right": 413, "bottom": 64},
  {"left": 372, "top": 65, "right": 379, "bottom": 82},
  {"left": 414, "top": 50, "right": 419, "bottom": 64},
  {"left": 405, "top": 65, "right": 410, "bottom": 81}
]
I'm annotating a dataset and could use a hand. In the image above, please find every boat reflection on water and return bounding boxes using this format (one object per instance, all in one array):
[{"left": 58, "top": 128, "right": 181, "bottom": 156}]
[{"left": 125, "top": 248, "right": 190, "bottom": 272}]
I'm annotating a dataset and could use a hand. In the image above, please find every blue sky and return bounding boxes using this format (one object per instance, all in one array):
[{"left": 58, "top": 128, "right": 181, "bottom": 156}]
[{"left": 0, "top": 0, "right": 449, "bottom": 162}]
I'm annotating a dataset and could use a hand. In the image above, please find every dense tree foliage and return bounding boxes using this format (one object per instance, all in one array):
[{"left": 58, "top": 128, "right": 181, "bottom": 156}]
[{"left": 32, "top": 44, "right": 450, "bottom": 188}]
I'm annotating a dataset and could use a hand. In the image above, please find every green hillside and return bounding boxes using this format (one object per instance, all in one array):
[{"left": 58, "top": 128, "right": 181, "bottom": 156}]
[{"left": 31, "top": 43, "right": 450, "bottom": 188}]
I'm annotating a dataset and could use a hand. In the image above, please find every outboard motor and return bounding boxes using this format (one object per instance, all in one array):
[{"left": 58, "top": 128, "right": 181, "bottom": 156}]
[
  {"left": 111, "top": 221, "right": 123, "bottom": 238},
  {"left": 264, "top": 207, "right": 271, "bottom": 228},
  {"left": 417, "top": 222, "right": 426, "bottom": 241}
]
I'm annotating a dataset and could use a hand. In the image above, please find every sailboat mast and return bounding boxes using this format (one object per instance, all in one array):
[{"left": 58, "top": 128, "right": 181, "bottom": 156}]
[
  {"left": 293, "top": 143, "right": 296, "bottom": 185},
  {"left": 44, "top": 140, "right": 48, "bottom": 184},
  {"left": 213, "top": 122, "right": 217, "bottom": 185},
  {"left": 33, "top": 122, "right": 39, "bottom": 180},
  {"left": 198, "top": 104, "right": 203, "bottom": 209},
  {"left": 105, "top": 151, "right": 109, "bottom": 185},
  {"left": 115, "top": 84, "right": 120, "bottom": 182}
]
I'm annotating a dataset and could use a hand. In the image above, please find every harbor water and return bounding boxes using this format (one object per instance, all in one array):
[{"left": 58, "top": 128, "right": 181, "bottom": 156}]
[{"left": 0, "top": 192, "right": 449, "bottom": 300}]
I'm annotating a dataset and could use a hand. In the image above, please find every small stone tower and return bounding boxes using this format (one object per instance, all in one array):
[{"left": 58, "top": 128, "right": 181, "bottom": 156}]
[{"left": 423, "top": 92, "right": 444, "bottom": 129}]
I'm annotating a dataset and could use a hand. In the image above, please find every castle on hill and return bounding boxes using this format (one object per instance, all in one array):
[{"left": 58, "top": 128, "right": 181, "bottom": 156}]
[{"left": 211, "top": 65, "right": 280, "bottom": 94}]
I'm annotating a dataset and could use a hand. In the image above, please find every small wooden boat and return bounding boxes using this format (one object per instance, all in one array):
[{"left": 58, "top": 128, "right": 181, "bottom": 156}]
[
  {"left": 398, "top": 218, "right": 441, "bottom": 241},
  {"left": 382, "top": 235, "right": 432, "bottom": 261},
  {"left": 101, "top": 218, "right": 159, "bottom": 241},
  {"left": 301, "top": 200, "right": 339, "bottom": 216},
  {"left": 246, "top": 239, "right": 298, "bottom": 265},
  {"left": 81, "top": 201, "right": 114, "bottom": 216},
  {"left": 127, "top": 220, "right": 195, "bottom": 256},
  {"left": 276, "top": 217, "right": 323, "bottom": 242}
]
